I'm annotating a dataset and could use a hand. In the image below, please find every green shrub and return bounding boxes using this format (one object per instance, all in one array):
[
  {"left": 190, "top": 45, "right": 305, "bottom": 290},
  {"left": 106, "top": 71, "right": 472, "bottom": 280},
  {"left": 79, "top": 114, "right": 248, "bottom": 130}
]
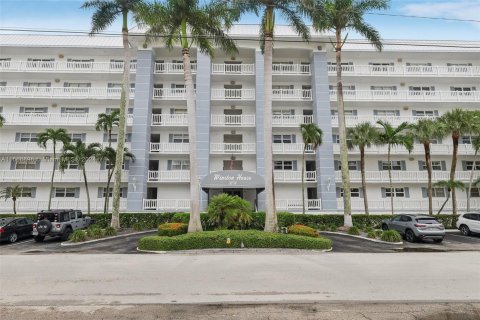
[
  {"left": 374, "top": 229, "right": 383, "bottom": 238},
  {"left": 207, "top": 194, "right": 253, "bottom": 229},
  {"left": 104, "top": 226, "right": 117, "bottom": 237},
  {"left": 287, "top": 224, "right": 318, "bottom": 238},
  {"left": 138, "top": 230, "right": 332, "bottom": 251},
  {"left": 133, "top": 222, "right": 147, "bottom": 231},
  {"left": 318, "top": 225, "right": 327, "bottom": 231},
  {"left": 69, "top": 230, "right": 87, "bottom": 242},
  {"left": 158, "top": 223, "right": 188, "bottom": 236},
  {"left": 347, "top": 226, "right": 360, "bottom": 235},
  {"left": 86, "top": 225, "right": 103, "bottom": 239},
  {"left": 381, "top": 230, "right": 402, "bottom": 243},
  {"left": 328, "top": 224, "right": 338, "bottom": 232},
  {"left": 365, "top": 227, "right": 374, "bottom": 233},
  {"left": 367, "top": 231, "right": 377, "bottom": 239}
]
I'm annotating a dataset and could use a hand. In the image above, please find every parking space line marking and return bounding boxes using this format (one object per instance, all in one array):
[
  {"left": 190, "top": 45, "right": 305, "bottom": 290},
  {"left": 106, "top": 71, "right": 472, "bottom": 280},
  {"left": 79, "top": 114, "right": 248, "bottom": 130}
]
[
  {"left": 6, "top": 239, "right": 34, "bottom": 246},
  {"left": 447, "top": 234, "right": 480, "bottom": 242}
]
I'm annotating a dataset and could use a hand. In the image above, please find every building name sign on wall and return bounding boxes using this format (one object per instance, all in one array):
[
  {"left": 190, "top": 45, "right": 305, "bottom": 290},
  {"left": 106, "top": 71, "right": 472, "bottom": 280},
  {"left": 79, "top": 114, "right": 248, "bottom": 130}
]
[{"left": 213, "top": 173, "right": 253, "bottom": 186}]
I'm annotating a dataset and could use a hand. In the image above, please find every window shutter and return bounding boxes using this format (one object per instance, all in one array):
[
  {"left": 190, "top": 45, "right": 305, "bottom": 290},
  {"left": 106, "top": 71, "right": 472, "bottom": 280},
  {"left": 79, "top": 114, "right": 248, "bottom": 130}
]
[
  {"left": 84, "top": 107, "right": 89, "bottom": 113},
  {"left": 472, "top": 87, "right": 476, "bottom": 91},
  {"left": 430, "top": 86, "right": 435, "bottom": 91},
  {"left": 401, "top": 161, "right": 406, "bottom": 171},
  {"left": 15, "top": 133, "right": 20, "bottom": 142},
  {"left": 412, "top": 110, "right": 417, "bottom": 116},
  {"left": 293, "top": 160, "right": 298, "bottom": 171},
  {"left": 128, "top": 108, "right": 133, "bottom": 114},
  {"left": 81, "top": 133, "right": 86, "bottom": 142},
  {"left": 359, "top": 188, "right": 364, "bottom": 198},
  {"left": 19, "top": 106, "right": 25, "bottom": 113},
  {"left": 10, "top": 160, "right": 16, "bottom": 170},
  {"left": 42, "top": 107, "right": 48, "bottom": 113},
  {"left": 124, "top": 160, "right": 130, "bottom": 170},
  {"left": 381, "top": 188, "right": 386, "bottom": 198},
  {"left": 292, "top": 135, "right": 296, "bottom": 143},
  {"left": 462, "top": 161, "right": 467, "bottom": 171},
  {"left": 441, "top": 161, "right": 447, "bottom": 171},
  {"left": 126, "top": 133, "right": 132, "bottom": 142},
  {"left": 31, "top": 187, "right": 36, "bottom": 198},
  {"left": 356, "top": 161, "right": 361, "bottom": 170},
  {"left": 74, "top": 187, "right": 80, "bottom": 198},
  {"left": 373, "top": 110, "right": 378, "bottom": 116},
  {"left": 122, "top": 187, "right": 128, "bottom": 198},
  {"left": 100, "top": 161, "right": 106, "bottom": 170},
  {"left": 352, "top": 110, "right": 358, "bottom": 116},
  {"left": 169, "top": 134, "right": 173, "bottom": 143},
  {"left": 60, "top": 107, "right": 65, "bottom": 113},
  {"left": 404, "top": 188, "right": 410, "bottom": 198},
  {"left": 418, "top": 161, "right": 425, "bottom": 171},
  {"left": 334, "top": 160, "right": 340, "bottom": 171},
  {"left": 98, "top": 187, "right": 103, "bottom": 198},
  {"left": 421, "top": 188, "right": 427, "bottom": 198},
  {"left": 378, "top": 161, "right": 384, "bottom": 171},
  {"left": 336, "top": 187, "right": 341, "bottom": 198},
  {"left": 35, "top": 159, "right": 41, "bottom": 170},
  {"left": 434, "top": 110, "right": 439, "bottom": 116},
  {"left": 167, "top": 160, "right": 172, "bottom": 170},
  {"left": 395, "top": 110, "right": 400, "bottom": 116}
]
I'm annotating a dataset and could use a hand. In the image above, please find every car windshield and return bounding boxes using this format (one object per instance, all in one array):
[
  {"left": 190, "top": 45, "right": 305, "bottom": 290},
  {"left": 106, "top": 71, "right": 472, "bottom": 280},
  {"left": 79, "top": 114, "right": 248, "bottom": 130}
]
[
  {"left": 0, "top": 218, "right": 14, "bottom": 227},
  {"left": 416, "top": 218, "right": 440, "bottom": 224}
]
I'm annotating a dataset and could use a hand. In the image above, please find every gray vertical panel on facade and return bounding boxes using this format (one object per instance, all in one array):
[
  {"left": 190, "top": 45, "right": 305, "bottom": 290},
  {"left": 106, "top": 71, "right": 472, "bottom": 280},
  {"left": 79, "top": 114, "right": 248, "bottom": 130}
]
[
  {"left": 196, "top": 53, "right": 211, "bottom": 211},
  {"left": 127, "top": 50, "right": 154, "bottom": 211},
  {"left": 255, "top": 50, "right": 266, "bottom": 211},
  {"left": 311, "top": 51, "right": 337, "bottom": 211}
]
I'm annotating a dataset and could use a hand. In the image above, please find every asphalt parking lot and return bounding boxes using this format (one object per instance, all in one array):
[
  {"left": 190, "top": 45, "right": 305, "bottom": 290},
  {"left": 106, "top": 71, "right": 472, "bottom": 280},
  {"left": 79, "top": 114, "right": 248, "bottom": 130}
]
[{"left": 1, "top": 230, "right": 480, "bottom": 254}]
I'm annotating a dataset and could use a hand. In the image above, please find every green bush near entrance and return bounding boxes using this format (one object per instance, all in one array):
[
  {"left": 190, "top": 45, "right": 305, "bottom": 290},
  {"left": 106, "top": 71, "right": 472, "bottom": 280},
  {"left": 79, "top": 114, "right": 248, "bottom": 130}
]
[{"left": 138, "top": 230, "right": 332, "bottom": 251}]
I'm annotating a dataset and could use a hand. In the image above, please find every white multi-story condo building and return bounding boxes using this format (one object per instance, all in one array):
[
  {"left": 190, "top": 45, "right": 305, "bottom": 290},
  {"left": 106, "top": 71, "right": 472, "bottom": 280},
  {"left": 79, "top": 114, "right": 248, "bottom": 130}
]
[{"left": 1, "top": 26, "right": 479, "bottom": 213}]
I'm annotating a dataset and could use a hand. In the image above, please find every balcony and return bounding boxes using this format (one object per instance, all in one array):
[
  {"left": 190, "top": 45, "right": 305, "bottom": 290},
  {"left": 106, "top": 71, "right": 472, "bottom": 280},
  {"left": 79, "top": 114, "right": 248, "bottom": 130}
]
[
  {"left": 210, "top": 143, "right": 256, "bottom": 154},
  {"left": 211, "top": 63, "right": 255, "bottom": 75},
  {"left": 0, "top": 60, "right": 136, "bottom": 73},
  {"left": 272, "top": 89, "right": 312, "bottom": 101},
  {"left": 333, "top": 144, "right": 476, "bottom": 155},
  {"left": 154, "top": 62, "right": 196, "bottom": 74},
  {"left": 147, "top": 170, "right": 190, "bottom": 182},
  {"left": 339, "top": 199, "right": 480, "bottom": 212},
  {"left": 143, "top": 199, "right": 190, "bottom": 211},
  {"left": 331, "top": 115, "right": 438, "bottom": 127},
  {"left": 2, "top": 113, "right": 133, "bottom": 126},
  {"left": 153, "top": 88, "right": 187, "bottom": 100},
  {"left": 327, "top": 64, "right": 480, "bottom": 77},
  {"left": 273, "top": 143, "right": 315, "bottom": 154},
  {"left": 272, "top": 64, "right": 310, "bottom": 75},
  {"left": 275, "top": 199, "right": 321, "bottom": 211},
  {"left": 0, "top": 199, "right": 127, "bottom": 212},
  {"left": 0, "top": 170, "right": 128, "bottom": 183},
  {"left": 274, "top": 171, "right": 317, "bottom": 183},
  {"left": 0, "top": 86, "right": 135, "bottom": 99},
  {"left": 210, "top": 115, "right": 255, "bottom": 127},
  {"left": 211, "top": 89, "right": 255, "bottom": 100},
  {"left": 330, "top": 90, "right": 480, "bottom": 102},
  {"left": 151, "top": 114, "right": 188, "bottom": 126},
  {"left": 336, "top": 171, "right": 480, "bottom": 183},
  {"left": 0, "top": 142, "right": 130, "bottom": 154},
  {"left": 272, "top": 115, "right": 313, "bottom": 127},
  {"left": 149, "top": 143, "right": 189, "bottom": 154}
]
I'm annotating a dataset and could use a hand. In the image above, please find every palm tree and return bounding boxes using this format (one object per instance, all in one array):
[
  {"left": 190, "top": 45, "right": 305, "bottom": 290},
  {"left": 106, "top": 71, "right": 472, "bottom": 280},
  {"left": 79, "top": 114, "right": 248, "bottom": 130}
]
[
  {"left": 0, "top": 185, "right": 22, "bottom": 215},
  {"left": 82, "top": 0, "right": 142, "bottom": 229},
  {"left": 410, "top": 119, "right": 445, "bottom": 216},
  {"left": 347, "top": 122, "right": 379, "bottom": 215},
  {"left": 376, "top": 120, "right": 413, "bottom": 215},
  {"left": 300, "top": 123, "right": 323, "bottom": 214},
  {"left": 95, "top": 110, "right": 120, "bottom": 213},
  {"left": 229, "top": 0, "right": 310, "bottom": 232},
  {"left": 135, "top": 0, "right": 238, "bottom": 232},
  {"left": 467, "top": 136, "right": 480, "bottom": 212},
  {"left": 438, "top": 109, "right": 478, "bottom": 216},
  {"left": 96, "top": 146, "right": 135, "bottom": 214},
  {"left": 0, "top": 114, "right": 5, "bottom": 127},
  {"left": 60, "top": 141, "right": 101, "bottom": 215},
  {"left": 307, "top": 0, "right": 389, "bottom": 227},
  {"left": 434, "top": 180, "right": 465, "bottom": 215},
  {"left": 37, "top": 128, "right": 71, "bottom": 210}
]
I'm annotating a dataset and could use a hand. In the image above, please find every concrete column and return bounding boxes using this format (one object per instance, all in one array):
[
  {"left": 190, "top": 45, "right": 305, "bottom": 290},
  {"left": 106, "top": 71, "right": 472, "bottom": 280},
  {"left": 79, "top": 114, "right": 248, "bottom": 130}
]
[
  {"left": 195, "top": 53, "right": 211, "bottom": 211},
  {"left": 310, "top": 51, "right": 337, "bottom": 211},
  {"left": 255, "top": 50, "right": 266, "bottom": 211},
  {"left": 127, "top": 49, "right": 154, "bottom": 211}
]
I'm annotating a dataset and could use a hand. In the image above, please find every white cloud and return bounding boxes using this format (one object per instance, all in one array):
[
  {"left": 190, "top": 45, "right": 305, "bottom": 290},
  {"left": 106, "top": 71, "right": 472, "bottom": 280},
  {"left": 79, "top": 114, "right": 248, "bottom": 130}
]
[{"left": 401, "top": 0, "right": 480, "bottom": 23}]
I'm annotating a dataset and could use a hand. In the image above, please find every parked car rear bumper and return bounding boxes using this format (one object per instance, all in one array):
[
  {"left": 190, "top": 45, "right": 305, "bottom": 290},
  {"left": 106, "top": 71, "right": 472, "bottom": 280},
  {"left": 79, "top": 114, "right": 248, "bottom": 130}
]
[{"left": 414, "top": 230, "right": 445, "bottom": 239}]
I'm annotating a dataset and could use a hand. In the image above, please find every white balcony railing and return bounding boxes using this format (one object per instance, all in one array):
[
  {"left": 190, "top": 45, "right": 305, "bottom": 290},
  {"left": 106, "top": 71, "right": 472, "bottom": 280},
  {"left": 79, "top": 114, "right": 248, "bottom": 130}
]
[
  {"left": 274, "top": 171, "right": 317, "bottom": 182},
  {"left": 154, "top": 62, "right": 197, "bottom": 74},
  {"left": 330, "top": 90, "right": 480, "bottom": 102},
  {"left": 275, "top": 199, "right": 321, "bottom": 211},
  {"left": 327, "top": 65, "right": 480, "bottom": 77},
  {"left": 272, "top": 115, "right": 313, "bottom": 127},
  {"left": 143, "top": 199, "right": 190, "bottom": 211},
  {"left": 331, "top": 115, "right": 438, "bottom": 127},
  {"left": 0, "top": 199, "right": 127, "bottom": 212},
  {"left": 272, "top": 64, "right": 311, "bottom": 75},
  {"left": 0, "top": 60, "right": 137, "bottom": 73},
  {"left": 0, "top": 142, "right": 130, "bottom": 154},
  {"left": 210, "top": 114, "right": 255, "bottom": 126},
  {"left": 211, "top": 63, "right": 255, "bottom": 75},
  {"left": 147, "top": 170, "right": 190, "bottom": 182},
  {"left": 0, "top": 86, "right": 135, "bottom": 99},
  {"left": 337, "top": 171, "right": 480, "bottom": 183},
  {"left": 333, "top": 144, "right": 476, "bottom": 155},
  {"left": 1, "top": 113, "right": 133, "bottom": 126},
  {"left": 0, "top": 170, "right": 128, "bottom": 183},
  {"left": 211, "top": 89, "right": 255, "bottom": 100},
  {"left": 272, "top": 143, "right": 315, "bottom": 154},
  {"left": 153, "top": 88, "right": 188, "bottom": 100},
  {"left": 210, "top": 143, "right": 256, "bottom": 154},
  {"left": 339, "top": 199, "right": 480, "bottom": 212},
  {"left": 149, "top": 143, "right": 190, "bottom": 153},
  {"left": 151, "top": 114, "right": 188, "bottom": 126},
  {"left": 272, "top": 89, "right": 312, "bottom": 101}
]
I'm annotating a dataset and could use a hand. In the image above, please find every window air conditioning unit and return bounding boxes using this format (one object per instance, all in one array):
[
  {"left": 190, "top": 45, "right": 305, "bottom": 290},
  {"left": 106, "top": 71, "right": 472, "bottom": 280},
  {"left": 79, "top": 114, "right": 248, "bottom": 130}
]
[
  {"left": 58, "top": 54, "right": 64, "bottom": 59},
  {"left": 403, "top": 106, "right": 409, "bottom": 111},
  {"left": 397, "top": 58, "right": 403, "bottom": 62},
  {"left": 51, "top": 103, "right": 58, "bottom": 108},
  {"left": 230, "top": 81, "right": 236, "bottom": 85}
]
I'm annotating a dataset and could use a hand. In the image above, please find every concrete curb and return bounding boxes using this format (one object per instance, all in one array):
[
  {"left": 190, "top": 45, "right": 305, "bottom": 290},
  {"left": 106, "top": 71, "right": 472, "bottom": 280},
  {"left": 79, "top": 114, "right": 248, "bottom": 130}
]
[
  {"left": 61, "top": 230, "right": 156, "bottom": 247},
  {"left": 320, "top": 231, "right": 403, "bottom": 245},
  {"left": 136, "top": 247, "right": 333, "bottom": 254}
]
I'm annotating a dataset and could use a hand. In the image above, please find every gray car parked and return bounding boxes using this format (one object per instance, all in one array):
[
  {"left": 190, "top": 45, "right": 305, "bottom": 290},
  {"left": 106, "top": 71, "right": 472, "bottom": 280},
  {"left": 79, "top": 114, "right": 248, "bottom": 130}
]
[{"left": 381, "top": 214, "right": 445, "bottom": 243}]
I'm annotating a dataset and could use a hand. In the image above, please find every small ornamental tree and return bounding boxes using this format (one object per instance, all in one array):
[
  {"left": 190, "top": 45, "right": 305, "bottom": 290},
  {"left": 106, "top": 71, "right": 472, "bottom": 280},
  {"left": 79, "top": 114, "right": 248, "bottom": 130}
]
[{"left": 207, "top": 193, "right": 253, "bottom": 229}]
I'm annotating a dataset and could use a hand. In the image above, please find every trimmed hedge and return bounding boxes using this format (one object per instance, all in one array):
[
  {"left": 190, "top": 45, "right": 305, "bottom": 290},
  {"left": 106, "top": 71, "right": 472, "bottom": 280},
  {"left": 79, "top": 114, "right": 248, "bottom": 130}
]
[
  {"left": 138, "top": 230, "right": 332, "bottom": 251},
  {"left": 158, "top": 223, "right": 188, "bottom": 236},
  {"left": 287, "top": 224, "right": 318, "bottom": 238}
]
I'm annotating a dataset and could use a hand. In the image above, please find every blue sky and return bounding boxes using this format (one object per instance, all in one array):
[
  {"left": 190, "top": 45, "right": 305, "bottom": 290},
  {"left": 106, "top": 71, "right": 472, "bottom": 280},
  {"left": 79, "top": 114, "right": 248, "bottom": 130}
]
[{"left": 0, "top": 0, "right": 479, "bottom": 40}]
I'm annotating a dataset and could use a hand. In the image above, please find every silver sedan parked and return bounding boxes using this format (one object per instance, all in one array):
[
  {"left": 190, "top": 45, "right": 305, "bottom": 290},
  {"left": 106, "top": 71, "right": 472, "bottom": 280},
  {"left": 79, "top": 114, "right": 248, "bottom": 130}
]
[{"left": 381, "top": 214, "right": 445, "bottom": 243}]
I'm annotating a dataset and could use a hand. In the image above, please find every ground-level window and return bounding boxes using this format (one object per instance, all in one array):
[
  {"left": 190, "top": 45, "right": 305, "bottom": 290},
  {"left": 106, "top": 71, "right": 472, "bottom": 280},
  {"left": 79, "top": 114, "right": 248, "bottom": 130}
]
[
  {"left": 55, "top": 187, "right": 77, "bottom": 198},
  {"left": 383, "top": 187, "right": 409, "bottom": 198},
  {"left": 470, "top": 188, "right": 480, "bottom": 198},
  {"left": 338, "top": 188, "right": 362, "bottom": 198},
  {"left": 18, "top": 187, "right": 36, "bottom": 198}
]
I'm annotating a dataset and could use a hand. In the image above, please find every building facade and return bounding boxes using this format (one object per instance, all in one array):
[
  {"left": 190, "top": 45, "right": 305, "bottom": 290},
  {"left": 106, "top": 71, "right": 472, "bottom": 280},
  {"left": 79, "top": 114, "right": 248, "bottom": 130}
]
[{"left": 1, "top": 27, "right": 479, "bottom": 213}]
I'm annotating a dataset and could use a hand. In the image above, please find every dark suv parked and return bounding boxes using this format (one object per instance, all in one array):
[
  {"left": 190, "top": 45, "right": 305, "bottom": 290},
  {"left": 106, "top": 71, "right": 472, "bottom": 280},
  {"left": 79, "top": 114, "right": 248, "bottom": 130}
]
[{"left": 32, "top": 210, "right": 93, "bottom": 242}]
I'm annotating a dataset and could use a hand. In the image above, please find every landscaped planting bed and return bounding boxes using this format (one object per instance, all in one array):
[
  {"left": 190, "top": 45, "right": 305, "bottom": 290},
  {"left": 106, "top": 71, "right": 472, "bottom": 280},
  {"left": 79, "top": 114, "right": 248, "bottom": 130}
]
[{"left": 138, "top": 230, "right": 332, "bottom": 251}]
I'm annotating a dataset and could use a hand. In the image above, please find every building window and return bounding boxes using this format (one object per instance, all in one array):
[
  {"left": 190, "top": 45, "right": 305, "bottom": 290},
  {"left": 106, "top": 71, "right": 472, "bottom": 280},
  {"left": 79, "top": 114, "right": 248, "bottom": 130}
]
[
  {"left": 432, "top": 188, "right": 447, "bottom": 197},
  {"left": 63, "top": 162, "right": 79, "bottom": 170},
  {"left": 381, "top": 161, "right": 403, "bottom": 171},
  {"left": 335, "top": 160, "right": 359, "bottom": 171},
  {"left": 64, "top": 82, "right": 91, "bottom": 88},
  {"left": 68, "top": 133, "right": 85, "bottom": 142},
  {"left": 413, "top": 110, "right": 438, "bottom": 117},
  {"left": 384, "top": 188, "right": 407, "bottom": 198},
  {"left": 470, "top": 188, "right": 480, "bottom": 198},
  {"left": 331, "top": 109, "right": 357, "bottom": 116},
  {"left": 22, "top": 107, "right": 47, "bottom": 113},
  {"left": 170, "top": 160, "right": 190, "bottom": 170},
  {"left": 339, "top": 188, "right": 362, "bottom": 198},
  {"left": 461, "top": 136, "right": 473, "bottom": 144},
  {"left": 369, "top": 62, "right": 393, "bottom": 72},
  {"left": 101, "top": 188, "right": 125, "bottom": 198},
  {"left": 15, "top": 160, "right": 37, "bottom": 170},
  {"left": 169, "top": 134, "right": 189, "bottom": 143},
  {"left": 274, "top": 161, "right": 295, "bottom": 170},
  {"left": 409, "top": 86, "right": 435, "bottom": 92},
  {"left": 23, "top": 82, "right": 51, "bottom": 87},
  {"left": 18, "top": 133, "right": 38, "bottom": 142},
  {"left": 273, "top": 134, "right": 295, "bottom": 143},
  {"left": 371, "top": 86, "right": 397, "bottom": 91},
  {"left": 374, "top": 110, "right": 399, "bottom": 117},
  {"left": 464, "top": 161, "right": 480, "bottom": 171},
  {"left": 18, "top": 187, "right": 34, "bottom": 198},
  {"left": 55, "top": 187, "right": 76, "bottom": 198},
  {"left": 273, "top": 109, "right": 295, "bottom": 116},
  {"left": 62, "top": 107, "right": 88, "bottom": 114}
]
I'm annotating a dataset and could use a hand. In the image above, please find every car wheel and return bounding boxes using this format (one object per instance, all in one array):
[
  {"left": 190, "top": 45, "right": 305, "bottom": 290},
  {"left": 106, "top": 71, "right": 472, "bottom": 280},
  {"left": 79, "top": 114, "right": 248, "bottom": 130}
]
[
  {"left": 8, "top": 232, "right": 18, "bottom": 243},
  {"left": 405, "top": 229, "right": 416, "bottom": 243},
  {"left": 61, "top": 228, "right": 72, "bottom": 241},
  {"left": 381, "top": 224, "right": 389, "bottom": 231},
  {"left": 34, "top": 235, "right": 45, "bottom": 242},
  {"left": 460, "top": 225, "right": 471, "bottom": 236},
  {"left": 433, "top": 239, "right": 443, "bottom": 243}
]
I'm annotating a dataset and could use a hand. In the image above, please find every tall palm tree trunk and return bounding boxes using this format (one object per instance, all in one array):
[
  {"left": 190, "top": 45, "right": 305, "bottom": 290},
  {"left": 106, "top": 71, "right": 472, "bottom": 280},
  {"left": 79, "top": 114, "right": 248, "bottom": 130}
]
[
  {"left": 387, "top": 145, "right": 394, "bottom": 215},
  {"left": 263, "top": 22, "right": 277, "bottom": 232},
  {"left": 424, "top": 143, "right": 433, "bottom": 215},
  {"left": 450, "top": 135, "right": 459, "bottom": 215},
  {"left": 302, "top": 147, "right": 306, "bottom": 214},
  {"left": 335, "top": 30, "right": 352, "bottom": 226},
  {"left": 13, "top": 198, "right": 17, "bottom": 215},
  {"left": 104, "top": 129, "right": 112, "bottom": 214},
  {"left": 48, "top": 144, "right": 56, "bottom": 210},
  {"left": 83, "top": 168, "right": 91, "bottom": 215},
  {"left": 467, "top": 150, "right": 478, "bottom": 212},
  {"left": 111, "top": 12, "right": 130, "bottom": 229},
  {"left": 360, "top": 147, "right": 369, "bottom": 215},
  {"left": 437, "top": 190, "right": 451, "bottom": 215}
]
